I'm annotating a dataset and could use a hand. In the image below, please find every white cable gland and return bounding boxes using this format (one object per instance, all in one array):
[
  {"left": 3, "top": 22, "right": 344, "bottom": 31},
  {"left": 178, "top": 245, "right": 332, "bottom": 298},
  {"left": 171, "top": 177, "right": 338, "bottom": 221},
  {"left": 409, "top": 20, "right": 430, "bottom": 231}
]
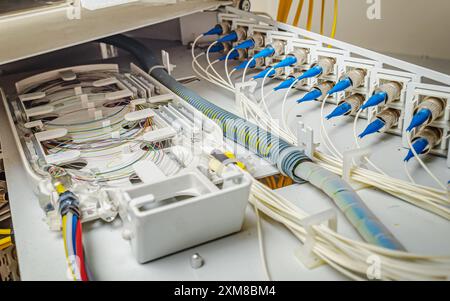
[
  {"left": 270, "top": 40, "right": 285, "bottom": 56},
  {"left": 235, "top": 27, "right": 247, "bottom": 42},
  {"left": 291, "top": 72, "right": 307, "bottom": 89},
  {"left": 237, "top": 48, "right": 248, "bottom": 61},
  {"left": 314, "top": 57, "right": 336, "bottom": 76},
  {"left": 376, "top": 108, "right": 401, "bottom": 132},
  {"left": 290, "top": 48, "right": 309, "bottom": 67},
  {"left": 269, "top": 66, "right": 284, "bottom": 78},
  {"left": 252, "top": 33, "right": 265, "bottom": 48},
  {"left": 374, "top": 81, "right": 403, "bottom": 104},
  {"left": 415, "top": 97, "right": 446, "bottom": 124},
  {"left": 345, "top": 68, "right": 366, "bottom": 89},
  {"left": 314, "top": 81, "right": 334, "bottom": 100},
  {"left": 412, "top": 127, "right": 443, "bottom": 155},
  {"left": 338, "top": 93, "right": 365, "bottom": 115},
  {"left": 220, "top": 21, "right": 231, "bottom": 35},
  {"left": 254, "top": 57, "right": 265, "bottom": 68},
  {"left": 222, "top": 42, "right": 232, "bottom": 54}
]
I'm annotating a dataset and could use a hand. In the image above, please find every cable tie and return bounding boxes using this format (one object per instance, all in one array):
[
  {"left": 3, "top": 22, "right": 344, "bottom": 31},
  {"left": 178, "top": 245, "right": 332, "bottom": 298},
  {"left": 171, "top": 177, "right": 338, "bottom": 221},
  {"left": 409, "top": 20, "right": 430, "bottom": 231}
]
[{"left": 148, "top": 65, "right": 167, "bottom": 75}]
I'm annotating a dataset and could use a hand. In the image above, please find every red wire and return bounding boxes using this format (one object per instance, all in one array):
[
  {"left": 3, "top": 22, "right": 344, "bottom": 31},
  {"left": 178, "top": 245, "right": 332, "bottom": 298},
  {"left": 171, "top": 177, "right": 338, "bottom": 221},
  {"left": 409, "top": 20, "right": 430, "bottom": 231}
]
[{"left": 75, "top": 220, "right": 89, "bottom": 281}]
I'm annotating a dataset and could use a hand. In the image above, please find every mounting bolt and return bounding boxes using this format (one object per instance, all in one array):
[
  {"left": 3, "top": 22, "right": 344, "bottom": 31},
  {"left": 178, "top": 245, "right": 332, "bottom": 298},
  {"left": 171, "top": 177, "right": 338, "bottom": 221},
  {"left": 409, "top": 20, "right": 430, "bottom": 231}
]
[
  {"left": 122, "top": 229, "right": 132, "bottom": 240},
  {"left": 238, "top": 0, "right": 251, "bottom": 11},
  {"left": 190, "top": 253, "right": 204, "bottom": 269}
]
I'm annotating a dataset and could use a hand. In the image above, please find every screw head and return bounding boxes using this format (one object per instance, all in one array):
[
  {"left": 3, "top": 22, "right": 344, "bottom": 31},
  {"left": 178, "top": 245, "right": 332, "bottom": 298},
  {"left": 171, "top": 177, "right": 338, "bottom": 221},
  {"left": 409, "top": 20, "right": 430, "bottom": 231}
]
[
  {"left": 190, "top": 253, "right": 204, "bottom": 269},
  {"left": 239, "top": 0, "right": 251, "bottom": 12},
  {"left": 122, "top": 229, "right": 132, "bottom": 240}
]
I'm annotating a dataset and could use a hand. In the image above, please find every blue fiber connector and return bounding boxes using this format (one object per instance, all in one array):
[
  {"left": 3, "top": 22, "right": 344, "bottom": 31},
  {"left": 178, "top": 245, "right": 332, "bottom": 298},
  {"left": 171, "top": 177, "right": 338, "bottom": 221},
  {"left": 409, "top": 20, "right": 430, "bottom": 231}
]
[
  {"left": 360, "top": 91, "right": 388, "bottom": 110},
  {"left": 209, "top": 43, "right": 225, "bottom": 53},
  {"left": 273, "top": 56, "right": 298, "bottom": 69},
  {"left": 218, "top": 49, "right": 239, "bottom": 61},
  {"left": 234, "top": 59, "right": 256, "bottom": 71},
  {"left": 217, "top": 31, "right": 238, "bottom": 43},
  {"left": 404, "top": 138, "right": 429, "bottom": 162},
  {"left": 274, "top": 77, "right": 296, "bottom": 91},
  {"left": 253, "top": 68, "right": 276, "bottom": 79},
  {"left": 406, "top": 108, "right": 432, "bottom": 132},
  {"left": 235, "top": 39, "right": 255, "bottom": 50},
  {"left": 327, "top": 77, "right": 353, "bottom": 95},
  {"left": 203, "top": 25, "right": 223, "bottom": 36},
  {"left": 297, "top": 65, "right": 323, "bottom": 81},
  {"left": 358, "top": 118, "right": 385, "bottom": 139},
  {"left": 297, "top": 89, "right": 322, "bottom": 103},
  {"left": 252, "top": 46, "right": 275, "bottom": 59},
  {"left": 326, "top": 102, "right": 352, "bottom": 120}
]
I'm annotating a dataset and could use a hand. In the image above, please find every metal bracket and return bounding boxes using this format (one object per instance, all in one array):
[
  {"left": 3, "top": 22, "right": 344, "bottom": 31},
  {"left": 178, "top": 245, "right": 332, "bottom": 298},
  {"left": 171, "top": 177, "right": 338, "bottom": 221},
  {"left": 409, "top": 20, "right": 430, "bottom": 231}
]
[
  {"left": 0, "top": 245, "right": 20, "bottom": 281},
  {"left": 295, "top": 209, "right": 337, "bottom": 269},
  {"left": 342, "top": 147, "right": 372, "bottom": 189},
  {"left": 161, "top": 50, "right": 176, "bottom": 75},
  {"left": 67, "top": 0, "right": 81, "bottom": 20},
  {"left": 99, "top": 43, "right": 119, "bottom": 60},
  {"left": 297, "top": 122, "right": 319, "bottom": 160},
  {"left": 235, "top": 81, "right": 257, "bottom": 116}
]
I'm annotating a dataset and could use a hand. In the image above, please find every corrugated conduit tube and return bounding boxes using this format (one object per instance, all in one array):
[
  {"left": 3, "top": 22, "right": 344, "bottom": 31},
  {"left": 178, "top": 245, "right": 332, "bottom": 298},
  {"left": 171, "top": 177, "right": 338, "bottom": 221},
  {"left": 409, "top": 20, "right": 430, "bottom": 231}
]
[{"left": 98, "top": 34, "right": 405, "bottom": 251}]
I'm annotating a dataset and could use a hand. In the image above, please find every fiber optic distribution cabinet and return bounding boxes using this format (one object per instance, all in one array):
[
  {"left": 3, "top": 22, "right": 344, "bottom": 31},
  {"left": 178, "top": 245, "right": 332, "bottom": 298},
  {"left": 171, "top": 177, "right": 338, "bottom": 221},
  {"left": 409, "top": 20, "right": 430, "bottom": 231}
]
[{"left": 0, "top": 1, "right": 449, "bottom": 281}]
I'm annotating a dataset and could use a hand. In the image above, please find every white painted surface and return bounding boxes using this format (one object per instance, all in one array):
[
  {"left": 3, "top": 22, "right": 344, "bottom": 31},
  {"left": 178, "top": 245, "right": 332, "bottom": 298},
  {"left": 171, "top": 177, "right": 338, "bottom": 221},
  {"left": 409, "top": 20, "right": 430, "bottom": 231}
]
[
  {"left": 250, "top": 0, "right": 450, "bottom": 61},
  {"left": 0, "top": 0, "right": 224, "bottom": 65}
]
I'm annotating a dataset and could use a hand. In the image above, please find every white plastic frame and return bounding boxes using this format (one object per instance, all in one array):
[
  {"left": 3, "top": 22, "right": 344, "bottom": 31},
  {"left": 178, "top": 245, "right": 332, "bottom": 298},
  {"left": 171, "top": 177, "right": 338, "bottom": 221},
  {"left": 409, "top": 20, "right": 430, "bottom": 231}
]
[{"left": 224, "top": 7, "right": 450, "bottom": 162}]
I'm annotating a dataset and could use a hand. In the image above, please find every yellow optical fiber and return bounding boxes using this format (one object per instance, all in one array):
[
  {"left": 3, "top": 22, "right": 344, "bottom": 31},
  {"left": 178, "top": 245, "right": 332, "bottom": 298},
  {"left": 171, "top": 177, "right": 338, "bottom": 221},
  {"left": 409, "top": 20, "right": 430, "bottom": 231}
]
[
  {"left": 277, "top": 176, "right": 285, "bottom": 188},
  {"left": 0, "top": 236, "right": 11, "bottom": 246},
  {"left": 306, "top": 0, "right": 314, "bottom": 31},
  {"left": 283, "top": 0, "right": 293, "bottom": 23},
  {"left": 0, "top": 242, "right": 12, "bottom": 251},
  {"left": 55, "top": 183, "right": 66, "bottom": 195},
  {"left": 330, "top": 0, "right": 338, "bottom": 39},
  {"left": 0, "top": 229, "right": 12, "bottom": 235},
  {"left": 293, "top": 0, "right": 305, "bottom": 27},
  {"left": 277, "top": 0, "right": 293, "bottom": 23},
  {"left": 277, "top": 0, "right": 287, "bottom": 21},
  {"left": 320, "top": 0, "right": 326, "bottom": 35},
  {"left": 328, "top": 0, "right": 339, "bottom": 47}
]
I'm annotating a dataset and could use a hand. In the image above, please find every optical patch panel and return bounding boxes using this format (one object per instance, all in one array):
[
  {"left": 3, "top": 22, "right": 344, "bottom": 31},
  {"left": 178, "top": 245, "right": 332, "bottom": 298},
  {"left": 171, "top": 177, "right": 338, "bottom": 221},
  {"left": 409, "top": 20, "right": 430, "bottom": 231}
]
[{"left": 218, "top": 7, "right": 450, "bottom": 164}]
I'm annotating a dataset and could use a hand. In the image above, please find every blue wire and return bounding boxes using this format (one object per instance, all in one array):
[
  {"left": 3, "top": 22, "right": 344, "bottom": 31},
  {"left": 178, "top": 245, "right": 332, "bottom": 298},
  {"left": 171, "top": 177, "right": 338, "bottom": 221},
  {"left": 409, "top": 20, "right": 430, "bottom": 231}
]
[{"left": 72, "top": 215, "right": 78, "bottom": 256}]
